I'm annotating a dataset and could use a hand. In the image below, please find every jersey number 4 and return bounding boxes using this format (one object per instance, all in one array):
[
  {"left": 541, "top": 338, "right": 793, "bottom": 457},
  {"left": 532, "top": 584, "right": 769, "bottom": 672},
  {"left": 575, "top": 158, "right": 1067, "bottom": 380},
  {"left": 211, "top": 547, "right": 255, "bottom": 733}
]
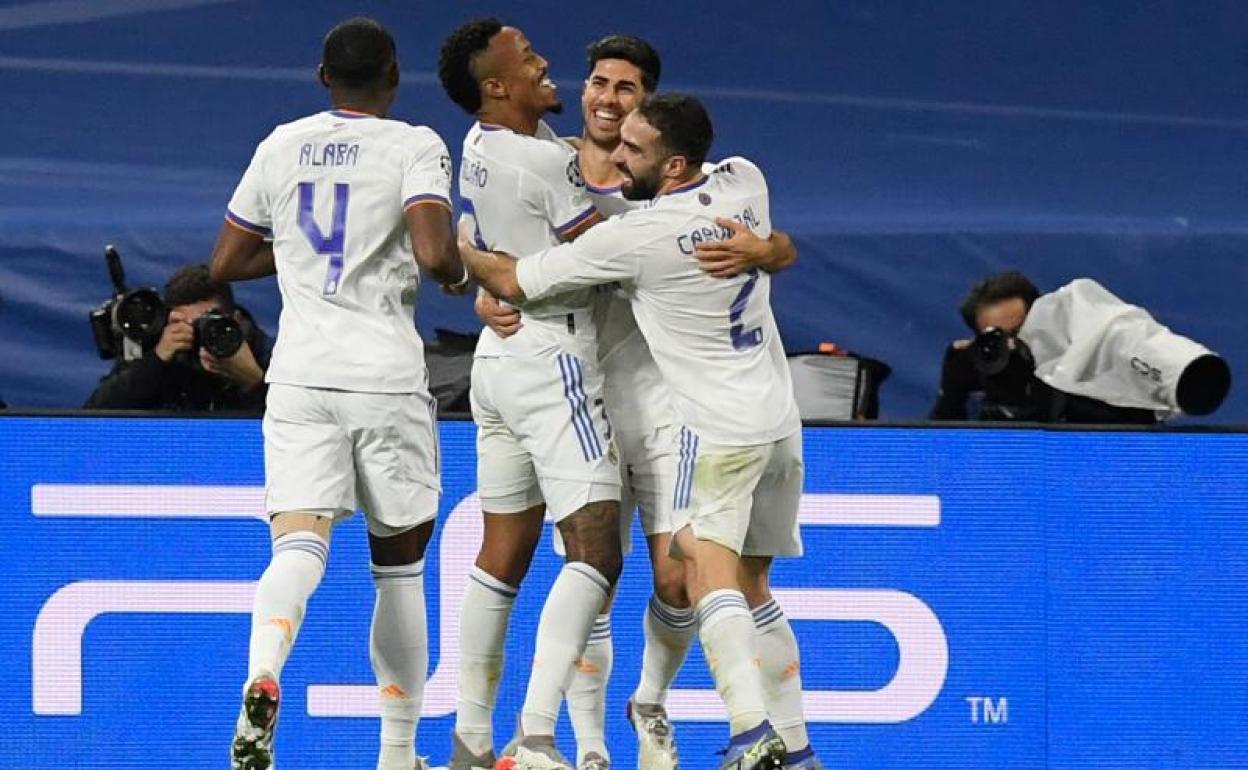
[
  {"left": 297, "top": 182, "right": 350, "bottom": 295},
  {"left": 729, "top": 268, "right": 764, "bottom": 350}
]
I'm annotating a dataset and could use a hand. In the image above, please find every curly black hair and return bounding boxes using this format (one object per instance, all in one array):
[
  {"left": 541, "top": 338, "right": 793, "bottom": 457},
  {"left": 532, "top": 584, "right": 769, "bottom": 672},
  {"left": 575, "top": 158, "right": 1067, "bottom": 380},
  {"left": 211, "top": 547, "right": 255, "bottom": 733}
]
[{"left": 438, "top": 17, "right": 504, "bottom": 115}]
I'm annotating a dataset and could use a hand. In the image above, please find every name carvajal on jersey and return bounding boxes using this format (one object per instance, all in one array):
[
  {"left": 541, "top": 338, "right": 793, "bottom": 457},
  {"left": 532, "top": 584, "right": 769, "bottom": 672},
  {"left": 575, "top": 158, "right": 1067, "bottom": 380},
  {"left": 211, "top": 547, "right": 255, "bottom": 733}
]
[{"left": 676, "top": 205, "right": 762, "bottom": 255}]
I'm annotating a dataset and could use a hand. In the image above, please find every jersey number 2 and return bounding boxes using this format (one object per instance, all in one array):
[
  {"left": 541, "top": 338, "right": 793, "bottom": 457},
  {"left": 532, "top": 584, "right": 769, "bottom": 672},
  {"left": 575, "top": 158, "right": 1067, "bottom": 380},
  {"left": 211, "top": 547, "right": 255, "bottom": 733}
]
[
  {"left": 297, "top": 182, "right": 350, "bottom": 295},
  {"left": 729, "top": 268, "right": 764, "bottom": 350}
]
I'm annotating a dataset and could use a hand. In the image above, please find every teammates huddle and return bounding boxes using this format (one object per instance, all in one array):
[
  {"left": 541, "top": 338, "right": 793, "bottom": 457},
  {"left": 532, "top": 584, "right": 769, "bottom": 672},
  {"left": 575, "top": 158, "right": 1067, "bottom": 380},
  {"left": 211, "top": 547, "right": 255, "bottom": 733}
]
[{"left": 211, "top": 16, "right": 818, "bottom": 770}]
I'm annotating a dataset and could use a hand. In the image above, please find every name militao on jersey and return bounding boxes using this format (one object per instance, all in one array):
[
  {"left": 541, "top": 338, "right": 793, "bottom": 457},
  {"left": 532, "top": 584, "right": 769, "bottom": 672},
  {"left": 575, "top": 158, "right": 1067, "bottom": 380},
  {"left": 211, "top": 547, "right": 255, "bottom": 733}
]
[{"left": 458, "top": 120, "right": 599, "bottom": 358}]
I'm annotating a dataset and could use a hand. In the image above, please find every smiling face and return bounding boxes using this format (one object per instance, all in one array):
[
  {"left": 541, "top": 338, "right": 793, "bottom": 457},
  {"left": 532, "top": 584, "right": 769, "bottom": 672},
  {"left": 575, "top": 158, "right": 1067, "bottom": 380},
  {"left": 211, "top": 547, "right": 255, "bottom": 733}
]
[
  {"left": 485, "top": 26, "right": 562, "bottom": 117},
  {"left": 581, "top": 57, "right": 646, "bottom": 147}
]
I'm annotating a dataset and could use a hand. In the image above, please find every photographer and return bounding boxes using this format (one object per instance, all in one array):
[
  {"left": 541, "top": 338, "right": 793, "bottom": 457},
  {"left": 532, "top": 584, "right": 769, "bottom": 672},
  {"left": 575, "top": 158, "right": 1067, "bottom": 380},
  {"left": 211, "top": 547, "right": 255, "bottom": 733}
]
[
  {"left": 929, "top": 271, "right": 1158, "bottom": 424},
  {"left": 84, "top": 264, "right": 272, "bottom": 412}
]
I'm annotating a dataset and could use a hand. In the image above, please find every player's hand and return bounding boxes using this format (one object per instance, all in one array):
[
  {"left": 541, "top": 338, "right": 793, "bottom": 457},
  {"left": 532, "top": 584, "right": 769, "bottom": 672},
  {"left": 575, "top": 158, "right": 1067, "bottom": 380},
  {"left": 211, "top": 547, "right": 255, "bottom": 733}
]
[
  {"left": 154, "top": 310, "right": 194, "bottom": 362},
  {"left": 695, "top": 217, "right": 769, "bottom": 278},
  {"left": 200, "top": 340, "right": 264, "bottom": 390},
  {"left": 475, "top": 288, "right": 522, "bottom": 338}
]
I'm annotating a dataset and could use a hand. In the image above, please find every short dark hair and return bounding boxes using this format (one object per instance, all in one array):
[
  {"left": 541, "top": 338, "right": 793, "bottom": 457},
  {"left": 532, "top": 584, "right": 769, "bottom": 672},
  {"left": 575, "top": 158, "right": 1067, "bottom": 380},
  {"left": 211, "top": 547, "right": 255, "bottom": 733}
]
[
  {"left": 586, "top": 34, "right": 661, "bottom": 92},
  {"left": 959, "top": 271, "right": 1040, "bottom": 331},
  {"left": 164, "top": 264, "right": 235, "bottom": 311},
  {"left": 635, "top": 93, "right": 713, "bottom": 168},
  {"left": 438, "top": 17, "right": 504, "bottom": 115},
  {"left": 321, "top": 17, "right": 396, "bottom": 91}
]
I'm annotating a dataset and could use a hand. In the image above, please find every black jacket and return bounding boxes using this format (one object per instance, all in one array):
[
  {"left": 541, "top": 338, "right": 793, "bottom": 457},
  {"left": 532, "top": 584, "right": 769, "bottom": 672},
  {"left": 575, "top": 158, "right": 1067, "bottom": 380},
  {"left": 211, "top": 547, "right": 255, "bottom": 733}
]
[{"left": 84, "top": 311, "right": 272, "bottom": 413}]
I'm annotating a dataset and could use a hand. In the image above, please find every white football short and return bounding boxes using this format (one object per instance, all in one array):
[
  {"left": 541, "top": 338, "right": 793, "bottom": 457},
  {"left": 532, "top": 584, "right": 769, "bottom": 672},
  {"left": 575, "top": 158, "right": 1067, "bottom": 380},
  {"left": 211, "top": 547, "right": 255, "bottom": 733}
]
[
  {"left": 670, "top": 428, "right": 804, "bottom": 558},
  {"left": 618, "top": 422, "right": 681, "bottom": 537},
  {"left": 471, "top": 351, "right": 620, "bottom": 522},
  {"left": 263, "top": 383, "right": 440, "bottom": 536}
]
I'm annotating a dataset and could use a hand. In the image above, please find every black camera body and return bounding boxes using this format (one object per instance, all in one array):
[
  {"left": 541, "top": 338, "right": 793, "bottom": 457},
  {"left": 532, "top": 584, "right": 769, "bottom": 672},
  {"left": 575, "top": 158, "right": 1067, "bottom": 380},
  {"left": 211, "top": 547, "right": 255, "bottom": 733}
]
[
  {"left": 191, "top": 310, "right": 245, "bottom": 359},
  {"left": 966, "top": 326, "right": 1048, "bottom": 420},
  {"left": 89, "top": 246, "right": 164, "bottom": 360},
  {"left": 89, "top": 246, "right": 245, "bottom": 361}
]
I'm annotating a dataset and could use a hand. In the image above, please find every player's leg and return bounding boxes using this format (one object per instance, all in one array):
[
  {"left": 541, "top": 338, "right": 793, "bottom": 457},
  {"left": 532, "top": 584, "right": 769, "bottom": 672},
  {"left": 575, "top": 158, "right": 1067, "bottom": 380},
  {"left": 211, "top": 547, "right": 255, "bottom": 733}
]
[
  {"left": 511, "top": 351, "right": 622, "bottom": 769},
  {"left": 349, "top": 389, "right": 447, "bottom": 770},
  {"left": 636, "top": 533, "right": 694, "bottom": 704},
  {"left": 624, "top": 532, "right": 692, "bottom": 769},
  {"left": 671, "top": 428, "right": 786, "bottom": 770},
  {"left": 234, "top": 384, "right": 349, "bottom": 770},
  {"left": 367, "top": 520, "right": 436, "bottom": 770},
  {"left": 516, "top": 497, "right": 621, "bottom": 758},
  {"left": 625, "top": 423, "right": 692, "bottom": 770},
  {"left": 564, "top": 425, "right": 643, "bottom": 769},
  {"left": 566, "top": 590, "right": 614, "bottom": 769},
  {"left": 454, "top": 360, "right": 547, "bottom": 768},
  {"left": 456, "top": 506, "right": 544, "bottom": 757},
  {"left": 740, "top": 431, "right": 817, "bottom": 770}
]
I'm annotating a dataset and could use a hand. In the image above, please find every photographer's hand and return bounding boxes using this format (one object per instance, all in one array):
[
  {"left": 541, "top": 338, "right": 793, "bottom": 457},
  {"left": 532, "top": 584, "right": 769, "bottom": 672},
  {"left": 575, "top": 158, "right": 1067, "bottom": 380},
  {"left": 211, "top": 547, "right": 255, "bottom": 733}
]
[
  {"left": 201, "top": 341, "right": 264, "bottom": 391},
  {"left": 154, "top": 311, "right": 194, "bottom": 362}
]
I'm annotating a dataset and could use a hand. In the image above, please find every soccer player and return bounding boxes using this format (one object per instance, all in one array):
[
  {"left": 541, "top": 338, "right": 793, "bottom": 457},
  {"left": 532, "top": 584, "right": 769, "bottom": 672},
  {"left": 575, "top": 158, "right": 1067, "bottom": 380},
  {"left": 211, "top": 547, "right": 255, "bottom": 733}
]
[
  {"left": 437, "top": 19, "right": 622, "bottom": 770},
  {"left": 209, "top": 18, "right": 467, "bottom": 770},
  {"left": 476, "top": 38, "right": 810, "bottom": 770},
  {"left": 461, "top": 93, "right": 814, "bottom": 770}
]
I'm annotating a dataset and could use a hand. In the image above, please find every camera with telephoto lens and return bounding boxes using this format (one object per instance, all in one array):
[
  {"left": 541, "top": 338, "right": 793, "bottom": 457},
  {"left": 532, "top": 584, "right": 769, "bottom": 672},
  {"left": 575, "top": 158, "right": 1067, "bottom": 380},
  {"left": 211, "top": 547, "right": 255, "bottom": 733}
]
[
  {"left": 89, "top": 245, "right": 165, "bottom": 359},
  {"left": 969, "top": 326, "right": 1035, "bottom": 377},
  {"left": 191, "top": 310, "right": 245, "bottom": 359},
  {"left": 968, "top": 326, "right": 1047, "bottom": 419},
  {"left": 90, "top": 246, "right": 246, "bottom": 362}
]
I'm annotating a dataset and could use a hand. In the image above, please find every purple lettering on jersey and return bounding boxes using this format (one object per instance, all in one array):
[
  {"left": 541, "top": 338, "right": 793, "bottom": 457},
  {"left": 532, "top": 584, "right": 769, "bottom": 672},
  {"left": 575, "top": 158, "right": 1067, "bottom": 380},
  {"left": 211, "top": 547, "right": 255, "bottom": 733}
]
[
  {"left": 729, "top": 268, "right": 764, "bottom": 351},
  {"left": 298, "top": 142, "right": 361, "bottom": 168},
  {"left": 297, "top": 182, "right": 350, "bottom": 295}
]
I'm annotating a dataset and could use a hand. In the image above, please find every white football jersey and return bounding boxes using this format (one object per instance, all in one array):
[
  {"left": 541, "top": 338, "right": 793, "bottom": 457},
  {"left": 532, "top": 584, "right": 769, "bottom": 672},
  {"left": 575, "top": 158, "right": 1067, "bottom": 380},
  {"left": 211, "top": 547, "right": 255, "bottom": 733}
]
[
  {"left": 458, "top": 120, "right": 599, "bottom": 358},
  {"left": 583, "top": 180, "right": 673, "bottom": 434},
  {"left": 227, "top": 109, "right": 452, "bottom": 393},
  {"left": 517, "top": 157, "right": 801, "bottom": 445}
]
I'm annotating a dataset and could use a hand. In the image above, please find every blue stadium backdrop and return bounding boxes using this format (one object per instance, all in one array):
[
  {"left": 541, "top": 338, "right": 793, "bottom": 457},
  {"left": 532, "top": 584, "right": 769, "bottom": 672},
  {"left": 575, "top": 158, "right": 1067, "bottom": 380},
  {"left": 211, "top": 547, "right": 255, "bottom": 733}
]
[
  {"left": 1, "top": 415, "right": 1246, "bottom": 768},
  {"left": 0, "top": 0, "right": 1245, "bottom": 422}
]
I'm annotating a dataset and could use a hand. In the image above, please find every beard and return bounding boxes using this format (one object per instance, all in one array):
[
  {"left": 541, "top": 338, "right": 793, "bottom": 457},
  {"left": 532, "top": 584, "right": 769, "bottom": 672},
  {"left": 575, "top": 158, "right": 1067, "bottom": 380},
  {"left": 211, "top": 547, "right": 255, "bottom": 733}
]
[{"left": 621, "top": 170, "right": 660, "bottom": 201}]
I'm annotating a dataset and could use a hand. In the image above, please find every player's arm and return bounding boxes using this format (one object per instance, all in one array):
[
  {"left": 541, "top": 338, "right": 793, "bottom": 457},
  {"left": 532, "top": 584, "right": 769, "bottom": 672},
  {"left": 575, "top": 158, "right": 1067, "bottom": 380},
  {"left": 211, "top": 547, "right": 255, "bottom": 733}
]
[
  {"left": 465, "top": 217, "right": 640, "bottom": 304},
  {"left": 461, "top": 241, "right": 524, "bottom": 303},
  {"left": 406, "top": 198, "right": 470, "bottom": 293},
  {"left": 694, "top": 218, "right": 797, "bottom": 278},
  {"left": 214, "top": 140, "right": 275, "bottom": 282},
  {"left": 210, "top": 217, "right": 275, "bottom": 282},
  {"left": 555, "top": 205, "right": 603, "bottom": 242}
]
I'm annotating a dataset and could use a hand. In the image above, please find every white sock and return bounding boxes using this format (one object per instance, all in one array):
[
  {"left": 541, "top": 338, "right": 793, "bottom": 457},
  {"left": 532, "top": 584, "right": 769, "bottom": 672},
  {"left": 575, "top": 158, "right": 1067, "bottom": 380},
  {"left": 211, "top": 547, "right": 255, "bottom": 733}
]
[
  {"left": 697, "top": 589, "right": 768, "bottom": 735},
  {"left": 247, "top": 531, "right": 328, "bottom": 681},
  {"left": 633, "top": 595, "right": 696, "bottom": 706},
  {"left": 371, "top": 560, "right": 428, "bottom": 770},
  {"left": 568, "top": 614, "right": 613, "bottom": 763},
  {"left": 455, "top": 566, "right": 517, "bottom": 756},
  {"left": 753, "top": 598, "right": 809, "bottom": 753},
  {"left": 520, "top": 563, "right": 611, "bottom": 738}
]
